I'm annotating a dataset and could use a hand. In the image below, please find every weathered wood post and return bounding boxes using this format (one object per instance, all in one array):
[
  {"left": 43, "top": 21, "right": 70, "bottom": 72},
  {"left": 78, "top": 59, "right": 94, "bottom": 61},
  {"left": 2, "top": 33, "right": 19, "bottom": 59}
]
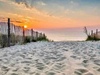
[
  {"left": 43, "top": 33, "right": 47, "bottom": 40},
  {"left": 84, "top": 27, "right": 88, "bottom": 36},
  {"left": 23, "top": 26, "right": 25, "bottom": 43},
  {"left": 40, "top": 33, "right": 42, "bottom": 38},
  {"left": 13, "top": 25, "right": 16, "bottom": 44},
  {"left": 91, "top": 30, "right": 94, "bottom": 39},
  {"left": 91, "top": 30, "right": 93, "bottom": 35},
  {"left": 96, "top": 29, "right": 98, "bottom": 35},
  {"left": 8, "top": 18, "right": 10, "bottom": 47},
  {"left": 96, "top": 29, "right": 98, "bottom": 39},
  {"left": 39, "top": 33, "right": 42, "bottom": 40},
  {"left": 36, "top": 31, "right": 38, "bottom": 41},
  {"left": 31, "top": 29, "right": 33, "bottom": 42}
]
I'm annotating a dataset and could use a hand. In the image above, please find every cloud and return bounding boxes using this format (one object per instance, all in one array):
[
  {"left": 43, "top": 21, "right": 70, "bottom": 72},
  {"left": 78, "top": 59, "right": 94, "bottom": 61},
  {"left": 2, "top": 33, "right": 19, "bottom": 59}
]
[
  {"left": 11, "top": 20, "right": 23, "bottom": 23},
  {"left": 11, "top": 0, "right": 47, "bottom": 8},
  {"left": 37, "top": 1, "right": 46, "bottom": 6},
  {"left": 0, "top": 0, "right": 8, "bottom": 2},
  {"left": 13, "top": 0, "right": 31, "bottom": 8},
  {"left": 70, "top": 0, "right": 79, "bottom": 8},
  {"left": 0, "top": 17, "right": 7, "bottom": 22}
]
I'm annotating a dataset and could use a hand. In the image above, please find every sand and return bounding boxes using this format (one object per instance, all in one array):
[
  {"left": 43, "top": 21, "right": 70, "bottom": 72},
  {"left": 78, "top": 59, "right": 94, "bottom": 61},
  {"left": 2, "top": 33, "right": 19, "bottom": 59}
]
[{"left": 0, "top": 41, "right": 100, "bottom": 75}]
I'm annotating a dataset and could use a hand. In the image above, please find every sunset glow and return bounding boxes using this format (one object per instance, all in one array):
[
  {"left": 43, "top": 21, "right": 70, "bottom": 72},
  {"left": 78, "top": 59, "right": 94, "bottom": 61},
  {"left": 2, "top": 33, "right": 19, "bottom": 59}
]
[
  {"left": 24, "top": 25, "right": 27, "bottom": 29},
  {"left": 0, "top": 0, "right": 100, "bottom": 29},
  {"left": 0, "top": 0, "right": 100, "bottom": 41}
]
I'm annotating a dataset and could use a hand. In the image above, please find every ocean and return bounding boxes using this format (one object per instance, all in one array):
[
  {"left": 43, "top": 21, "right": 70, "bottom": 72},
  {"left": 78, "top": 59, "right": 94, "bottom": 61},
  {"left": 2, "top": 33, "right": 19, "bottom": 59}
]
[
  {"left": 37, "top": 27, "right": 86, "bottom": 41},
  {"left": 37, "top": 26, "right": 100, "bottom": 41}
]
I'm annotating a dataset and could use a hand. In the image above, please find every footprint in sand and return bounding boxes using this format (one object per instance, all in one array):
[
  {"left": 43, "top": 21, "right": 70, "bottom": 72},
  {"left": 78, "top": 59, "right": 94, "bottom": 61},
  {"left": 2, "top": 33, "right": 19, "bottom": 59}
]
[
  {"left": 97, "top": 68, "right": 100, "bottom": 72},
  {"left": 36, "top": 62, "right": 46, "bottom": 70},
  {"left": 35, "top": 73, "right": 40, "bottom": 75},
  {"left": 74, "top": 68, "right": 88, "bottom": 75},
  {"left": 82, "top": 60, "right": 89, "bottom": 67},
  {"left": 23, "top": 66, "right": 30, "bottom": 73},
  {"left": 84, "top": 72, "right": 94, "bottom": 75},
  {"left": 70, "top": 55, "right": 81, "bottom": 60},
  {"left": 93, "top": 66, "right": 100, "bottom": 72},
  {"left": 12, "top": 67, "right": 19, "bottom": 72},
  {"left": 93, "top": 60, "right": 100, "bottom": 66},
  {"left": 50, "top": 62, "right": 67, "bottom": 73},
  {"left": 1, "top": 65, "right": 10, "bottom": 74},
  {"left": 45, "top": 71, "right": 56, "bottom": 75},
  {"left": 21, "top": 60, "right": 32, "bottom": 64},
  {"left": 10, "top": 73, "right": 18, "bottom": 75},
  {"left": 83, "top": 60, "right": 88, "bottom": 64},
  {"left": 0, "top": 58, "right": 2, "bottom": 61}
]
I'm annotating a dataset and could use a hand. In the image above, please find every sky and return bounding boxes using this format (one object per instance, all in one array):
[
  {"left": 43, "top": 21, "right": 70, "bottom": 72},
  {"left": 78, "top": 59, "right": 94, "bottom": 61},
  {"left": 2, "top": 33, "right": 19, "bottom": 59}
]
[{"left": 0, "top": 0, "right": 100, "bottom": 41}]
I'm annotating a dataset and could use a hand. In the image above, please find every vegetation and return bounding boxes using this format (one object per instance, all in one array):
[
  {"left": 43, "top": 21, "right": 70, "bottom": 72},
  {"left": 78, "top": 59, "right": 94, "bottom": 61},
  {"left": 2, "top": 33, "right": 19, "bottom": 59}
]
[
  {"left": 37, "top": 35, "right": 49, "bottom": 41},
  {"left": 84, "top": 27, "right": 100, "bottom": 41},
  {"left": 24, "top": 36, "right": 31, "bottom": 43},
  {"left": 0, "top": 33, "right": 49, "bottom": 48},
  {"left": 86, "top": 35, "right": 100, "bottom": 41},
  {"left": 24, "top": 34, "right": 49, "bottom": 43},
  {"left": 0, "top": 34, "right": 8, "bottom": 47}
]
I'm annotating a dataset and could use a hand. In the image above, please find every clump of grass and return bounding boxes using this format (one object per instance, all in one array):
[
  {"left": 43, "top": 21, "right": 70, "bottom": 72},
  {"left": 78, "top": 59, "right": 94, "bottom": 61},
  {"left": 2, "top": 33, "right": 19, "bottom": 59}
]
[
  {"left": 86, "top": 36, "right": 100, "bottom": 41},
  {"left": 0, "top": 33, "right": 50, "bottom": 47},
  {"left": 84, "top": 27, "right": 100, "bottom": 41}
]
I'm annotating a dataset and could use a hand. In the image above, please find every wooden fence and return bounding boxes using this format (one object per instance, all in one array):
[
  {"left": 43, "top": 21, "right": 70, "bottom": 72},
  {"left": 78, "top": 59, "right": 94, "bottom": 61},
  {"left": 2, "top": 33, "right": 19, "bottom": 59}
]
[{"left": 0, "top": 18, "right": 46, "bottom": 47}]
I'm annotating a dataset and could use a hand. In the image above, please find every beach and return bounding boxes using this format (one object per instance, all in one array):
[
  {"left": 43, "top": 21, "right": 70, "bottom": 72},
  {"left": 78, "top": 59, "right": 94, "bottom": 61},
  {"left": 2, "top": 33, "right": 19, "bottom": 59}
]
[{"left": 0, "top": 41, "right": 100, "bottom": 75}]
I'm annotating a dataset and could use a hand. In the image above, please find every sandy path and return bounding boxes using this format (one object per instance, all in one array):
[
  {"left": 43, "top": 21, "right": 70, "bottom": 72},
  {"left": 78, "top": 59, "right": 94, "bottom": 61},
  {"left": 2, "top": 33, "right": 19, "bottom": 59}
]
[{"left": 0, "top": 41, "right": 100, "bottom": 75}]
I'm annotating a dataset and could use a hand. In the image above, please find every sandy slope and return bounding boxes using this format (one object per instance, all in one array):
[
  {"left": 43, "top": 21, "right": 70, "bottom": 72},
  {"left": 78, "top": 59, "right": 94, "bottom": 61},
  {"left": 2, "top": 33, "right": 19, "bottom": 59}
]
[{"left": 0, "top": 41, "right": 100, "bottom": 75}]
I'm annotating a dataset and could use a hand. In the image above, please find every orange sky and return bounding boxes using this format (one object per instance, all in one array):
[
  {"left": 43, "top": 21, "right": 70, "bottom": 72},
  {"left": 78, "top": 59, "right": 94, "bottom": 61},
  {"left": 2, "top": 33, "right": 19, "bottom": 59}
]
[{"left": 0, "top": 0, "right": 100, "bottom": 29}]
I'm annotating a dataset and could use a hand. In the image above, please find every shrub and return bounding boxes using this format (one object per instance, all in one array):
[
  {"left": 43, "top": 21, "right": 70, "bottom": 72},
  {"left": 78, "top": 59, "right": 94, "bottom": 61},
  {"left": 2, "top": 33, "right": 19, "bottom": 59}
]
[
  {"left": 24, "top": 36, "right": 31, "bottom": 43},
  {"left": 1, "top": 34, "right": 8, "bottom": 47},
  {"left": 86, "top": 35, "right": 100, "bottom": 41}
]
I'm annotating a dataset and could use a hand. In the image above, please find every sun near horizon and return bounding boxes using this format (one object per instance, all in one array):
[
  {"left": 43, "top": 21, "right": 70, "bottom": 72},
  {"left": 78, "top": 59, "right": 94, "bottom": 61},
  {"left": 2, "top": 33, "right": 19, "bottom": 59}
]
[
  {"left": 0, "top": 0, "right": 100, "bottom": 41},
  {"left": 24, "top": 25, "right": 27, "bottom": 29}
]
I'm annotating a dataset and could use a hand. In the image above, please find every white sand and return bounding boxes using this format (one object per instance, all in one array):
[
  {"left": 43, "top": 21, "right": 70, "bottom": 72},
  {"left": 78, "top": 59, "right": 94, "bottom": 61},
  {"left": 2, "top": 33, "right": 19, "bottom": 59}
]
[{"left": 0, "top": 41, "right": 100, "bottom": 75}]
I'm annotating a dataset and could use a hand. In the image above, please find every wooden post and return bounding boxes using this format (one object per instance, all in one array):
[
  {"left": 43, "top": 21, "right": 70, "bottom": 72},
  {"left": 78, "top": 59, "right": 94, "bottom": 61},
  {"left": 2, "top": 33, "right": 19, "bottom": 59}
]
[
  {"left": 96, "top": 29, "right": 98, "bottom": 35},
  {"left": 23, "top": 26, "right": 25, "bottom": 43},
  {"left": 91, "top": 30, "right": 94, "bottom": 38},
  {"left": 8, "top": 18, "right": 10, "bottom": 47},
  {"left": 40, "top": 33, "right": 42, "bottom": 38},
  {"left": 36, "top": 31, "right": 38, "bottom": 40},
  {"left": 91, "top": 30, "right": 93, "bottom": 35},
  {"left": 31, "top": 29, "right": 33, "bottom": 42},
  {"left": 84, "top": 27, "right": 88, "bottom": 36}
]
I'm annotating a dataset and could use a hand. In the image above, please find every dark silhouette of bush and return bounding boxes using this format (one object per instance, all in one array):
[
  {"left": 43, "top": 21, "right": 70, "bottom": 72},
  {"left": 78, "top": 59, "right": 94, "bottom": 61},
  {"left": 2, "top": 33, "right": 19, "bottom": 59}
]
[
  {"left": 37, "top": 35, "right": 49, "bottom": 41},
  {"left": 86, "top": 35, "right": 100, "bottom": 41},
  {"left": 32, "top": 38, "right": 37, "bottom": 42},
  {"left": 1, "top": 34, "right": 8, "bottom": 47},
  {"left": 0, "top": 33, "right": 49, "bottom": 47},
  {"left": 86, "top": 36, "right": 93, "bottom": 41},
  {"left": 10, "top": 33, "right": 16, "bottom": 46},
  {"left": 24, "top": 36, "right": 31, "bottom": 43},
  {"left": 84, "top": 27, "right": 100, "bottom": 41}
]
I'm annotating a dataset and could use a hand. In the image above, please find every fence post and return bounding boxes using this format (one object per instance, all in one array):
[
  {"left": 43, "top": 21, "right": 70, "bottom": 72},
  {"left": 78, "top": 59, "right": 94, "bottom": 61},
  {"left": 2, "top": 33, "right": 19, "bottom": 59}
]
[
  {"left": 36, "top": 31, "right": 38, "bottom": 40},
  {"left": 8, "top": 18, "right": 10, "bottom": 47},
  {"left": 23, "top": 26, "right": 25, "bottom": 43},
  {"left": 96, "top": 29, "right": 98, "bottom": 35},
  {"left": 31, "top": 29, "right": 33, "bottom": 42}
]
